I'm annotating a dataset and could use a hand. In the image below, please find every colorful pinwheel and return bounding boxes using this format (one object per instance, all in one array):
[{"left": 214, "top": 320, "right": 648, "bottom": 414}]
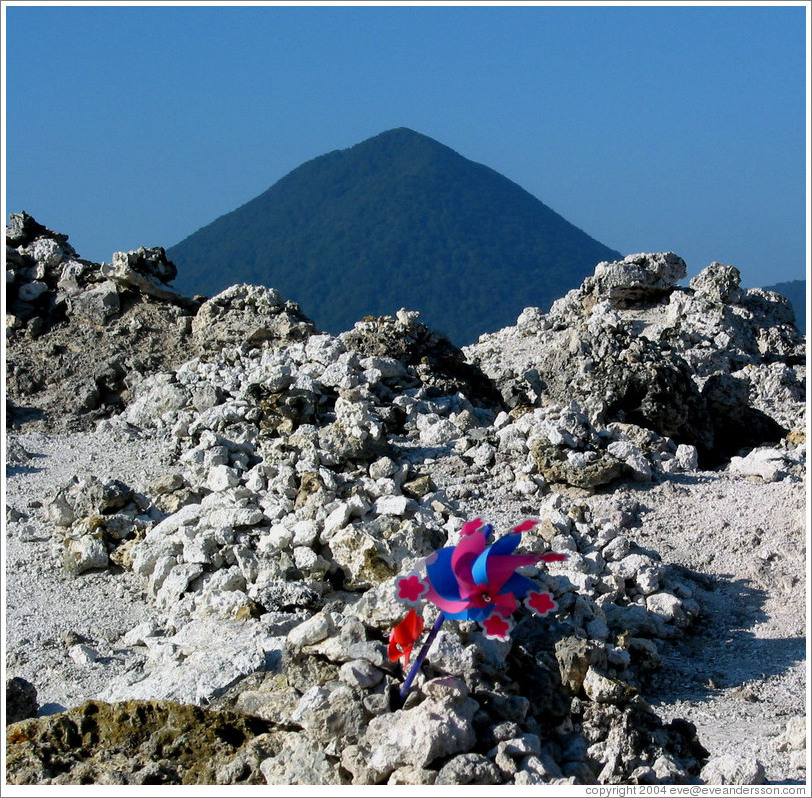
[{"left": 389, "top": 518, "right": 565, "bottom": 699}]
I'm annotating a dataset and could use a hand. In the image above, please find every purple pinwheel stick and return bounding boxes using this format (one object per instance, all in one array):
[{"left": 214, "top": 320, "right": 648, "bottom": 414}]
[{"left": 398, "top": 612, "right": 446, "bottom": 701}]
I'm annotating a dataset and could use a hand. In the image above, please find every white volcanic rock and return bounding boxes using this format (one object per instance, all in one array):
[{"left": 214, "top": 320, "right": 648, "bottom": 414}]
[
  {"left": 101, "top": 618, "right": 284, "bottom": 705},
  {"left": 191, "top": 283, "right": 315, "bottom": 353},
  {"left": 4, "top": 221, "right": 807, "bottom": 786},
  {"left": 466, "top": 254, "right": 804, "bottom": 471},
  {"left": 101, "top": 247, "right": 192, "bottom": 307},
  {"left": 67, "top": 280, "right": 121, "bottom": 323},
  {"left": 590, "top": 252, "right": 687, "bottom": 305},
  {"left": 727, "top": 447, "right": 788, "bottom": 482},
  {"left": 342, "top": 677, "right": 479, "bottom": 781},
  {"left": 700, "top": 755, "right": 766, "bottom": 785}
]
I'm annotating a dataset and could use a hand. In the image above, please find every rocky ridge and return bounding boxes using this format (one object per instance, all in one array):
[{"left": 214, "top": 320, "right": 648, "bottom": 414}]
[
  {"left": 5, "top": 212, "right": 314, "bottom": 432},
  {"left": 4, "top": 215, "right": 807, "bottom": 785},
  {"left": 464, "top": 253, "right": 804, "bottom": 465}
]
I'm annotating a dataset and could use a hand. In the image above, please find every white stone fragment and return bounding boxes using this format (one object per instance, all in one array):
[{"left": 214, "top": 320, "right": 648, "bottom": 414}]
[
  {"left": 322, "top": 503, "right": 352, "bottom": 540},
  {"left": 65, "top": 535, "right": 109, "bottom": 574},
  {"left": 69, "top": 643, "right": 100, "bottom": 665},
  {"left": 206, "top": 464, "right": 241, "bottom": 492},
  {"left": 292, "top": 520, "right": 319, "bottom": 547},
  {"left": 122, "top": 621, "right": 162, "bottom": 647},
  {"left": 674, "top": 443, "right": 699, "bottom": 471},
  {"left": 287, "top": 612, "right": 334, "bottom": 649},
  {"left": 728, "top": 448, "right": 787, "bottom": 482},
  {"left": 373, "top": 495, "right": 414, "bottom": 517}
]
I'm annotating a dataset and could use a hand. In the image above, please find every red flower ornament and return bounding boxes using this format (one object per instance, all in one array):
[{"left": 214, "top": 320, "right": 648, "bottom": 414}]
[{"left": 388, "top": 608, "right": 424, "bottom": 666}]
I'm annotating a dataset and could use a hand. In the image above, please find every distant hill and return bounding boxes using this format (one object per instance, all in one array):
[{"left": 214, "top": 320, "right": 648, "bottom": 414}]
[
  {"left": 167, "top": 128, "right": 622, "bottom": 345},
  {"left": 762, "top": 279, "right": 806, "bottom": 331}
]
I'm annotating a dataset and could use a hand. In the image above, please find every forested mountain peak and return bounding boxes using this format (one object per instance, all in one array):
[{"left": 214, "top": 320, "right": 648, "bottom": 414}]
[{"left": 168, "top": 128, "right": 622, "bottom": 344}]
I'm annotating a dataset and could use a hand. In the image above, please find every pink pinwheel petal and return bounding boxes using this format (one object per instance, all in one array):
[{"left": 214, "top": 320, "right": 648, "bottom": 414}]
[
  {"left": 423, "top": 583, "right": 475, "bottom": 616},
  {"left": 492, "top": 592, "right": 518, "bottom": 617},
  {"left": 451, "top": 530, "right": 488, "bottom": 598},
  {"left": 512, "top": 520, "right": 537, "bottom": 533},
  {"left": 481, "top": 553, "right": 539, "bottom": 594},
  {"left": 459, "top": 518, "right": 484, "bottom": 537},
  {"left": 539, "top": 552, "right": 567, "bottom": 562}
]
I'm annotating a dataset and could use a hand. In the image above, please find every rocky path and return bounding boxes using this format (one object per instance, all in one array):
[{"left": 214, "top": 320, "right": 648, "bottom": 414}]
[
  {"left": 5, "top": 424, "right": 809, "bottom": 783},
  {"left": 5, "top": 434, "right": 809, "bottom": 784},
  {"left": 589, "top": 474, "right": 808, "bottom": 784},
  {"left": 5, "top": 428, "right": 166, "bottom": 713}
]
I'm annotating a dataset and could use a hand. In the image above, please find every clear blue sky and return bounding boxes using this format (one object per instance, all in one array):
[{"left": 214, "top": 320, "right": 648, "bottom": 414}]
[{"left": 3, "top": 2, "right": 809, "bottom": 289}]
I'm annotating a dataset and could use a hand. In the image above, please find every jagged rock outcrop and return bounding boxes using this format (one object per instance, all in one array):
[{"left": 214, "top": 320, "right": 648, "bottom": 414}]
[
  {"left": 5, "top": 213, "right": 202, "bottom": 431},
  {"left": 5, "top": 700, "right": 276, "bottom": 785},
  {"left": 340, "top": 309, "right": 504, "bottom": 409},
  {"left": 99, "top": 247, "right": 197, "bottom": 308},
  {"left": 5, "top": 214, "right": 315, "bottom": 433},
  {"left": 191, "top": 284, "right": 316, "bottom": 354},
  {"left": 465, "top": 253, "right": 805, "bottom": 465}
]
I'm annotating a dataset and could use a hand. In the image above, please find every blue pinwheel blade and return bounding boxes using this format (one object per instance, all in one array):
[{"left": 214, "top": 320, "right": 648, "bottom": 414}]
[
  {"left": 501, "top": 571, "right": 540, "bottom": 599},
  {"left": 425, "top": 546, "right": 463, "bottom": 601},
  {"left": 471, "top": 533, "right": 522, "bottom": 586}
]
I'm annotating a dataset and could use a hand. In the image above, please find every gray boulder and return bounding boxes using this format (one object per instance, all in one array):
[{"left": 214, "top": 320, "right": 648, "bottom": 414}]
[
  {"left": 342, "top": 677, "right": 478, "bottom": 782},
  {"left": 101, "top": 247, "right": 193, "bottom": 308},
  {"left": 192, "top": 284, "right": 316, "bottom": 353},
  {"left": 591, "top": 252, "right": 687, "bottom": 306}
]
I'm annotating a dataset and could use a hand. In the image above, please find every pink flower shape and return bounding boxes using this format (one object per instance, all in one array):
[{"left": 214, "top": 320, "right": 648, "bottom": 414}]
[
  {"left": 481, "top": 614, "right": 512, "bottom": 640},
  {"left": 397, "top": 573, "right": 428, "bottom": 603},
  {"left": 526, "top": 590, "right": 557, "bottom": 617}
]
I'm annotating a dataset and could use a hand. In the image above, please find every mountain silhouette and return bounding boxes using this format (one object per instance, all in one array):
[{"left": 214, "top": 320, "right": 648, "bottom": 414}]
[{"left": 168, "top": 128, "right": 622, "bottom": 345}]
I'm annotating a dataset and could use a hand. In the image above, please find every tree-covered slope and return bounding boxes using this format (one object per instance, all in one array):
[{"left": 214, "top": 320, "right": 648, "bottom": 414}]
[{"left": 168, "top": 128, "right": 622, "bottom": 345}]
